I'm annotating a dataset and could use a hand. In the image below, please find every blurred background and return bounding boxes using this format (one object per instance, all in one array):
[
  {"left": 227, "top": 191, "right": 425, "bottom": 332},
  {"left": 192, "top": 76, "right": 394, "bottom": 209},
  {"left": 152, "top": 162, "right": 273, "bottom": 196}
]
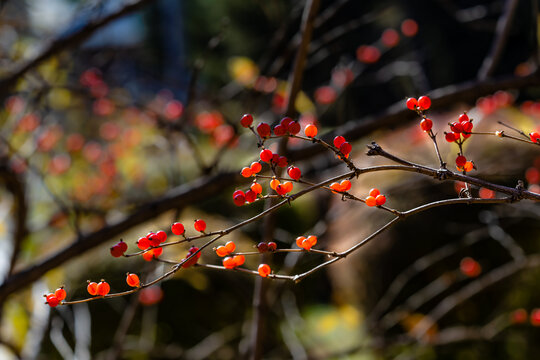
[{"left": 0, "top": 0, "right": 539, "bottom": 359}]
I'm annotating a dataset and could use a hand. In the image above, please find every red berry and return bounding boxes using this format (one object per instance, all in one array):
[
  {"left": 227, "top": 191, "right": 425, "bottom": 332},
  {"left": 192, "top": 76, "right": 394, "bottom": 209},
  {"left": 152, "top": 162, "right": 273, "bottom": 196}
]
[
  {"left": 450, "top": 121, "right": 463, "bottom": 133},
  {"left": 142, "top": 250, "right": 154, "bottom": 261},
  {"left": 54, "top": 287, "right": 66, "bottom": 301},
  {"left": 280, "top": 117, "right": 293, "bottom": 128},
  {"left": 296, "top": 236, "right": 306, "bottom": 248},
  {"left": 273, "top": 124, "right": 286, "bottom": 136},
  {"left": 257, "top": 242, "right": 268, "bottom": 253},
  {"left": 406, "top": 97, "right": 418, "bottom": 110},
  {"left": 155, "top": 230, "right": 167, "bottom": 243},
  {"left": 171, "top": 222, "right": 185, "bottom": 235},
  {"left": 458, "top": 113, "right": 469, "bottom": 122},
  {"left": 250, "top": 162, "right": 262, "bottom": 173},
  {"left": 257, "top": 242, "right": 269, "bottom": 253},
  {"left": 240, "top": 114, "right": 253, "bottom": 128},
  {"left": 126, "top": 273, "right": 140, "bottom": 287},
  {"left": 339, "top": 142, "right": 352, "bottom": 155},
  {"left": 275, "top": 184, "right": 287, "bottom": 195},
  {"left": 420, "top": 118, "right": 433, "bottom": 132},
  {"left": 245, "top": 189, "right": 257, "bottom": 203},
  {"left": 233, "top": 194, "right": 245, "bottom": 206},
  {"left": 147, "top": 233, "right": 161, "bottom": 247},
  {"left": 445, "top": 132, "right": 458, "bottom": 142},
  {"left": 251, "top": 182, "right": 262, "bottom": 194},
  {"left": 381, "top": 28, "right": 400, "bottom": 48},
  {"left": 87, "top": 281, "right": 98, "bottom": 296},
  {"left": 117, "top": 240, "right": 128, "bottom": 253},
  {"left": 333, "top": 136, "right": 346, "bottom": 148},
  {"left": 46, "top": 294, "right": 60, "bottom": 307},
  {"left": 287, "top": 166, "right": 301, "bottom": 180},
  {"left": 194, "top": 219, "right": 206, "bottom": 232},
  {"left": 97, "top": 281, "right": 110, "bottom": 296},
  {"left": 260, "top": 149, "right": 273, "bottom": 163},
  {"left": 271, "top": 154, "right": 280, "bottom": 164},
  {"left": 258, "top": 264, "right": 271, "bottom": 277},
  {"left": 510, "top": 309, "right": 528, "bottom": 324},
  {"left": 287, "top": 121, "right": 301, "bottom": 135},
  {"left": 110, "top": 244, "right": 124, "bottom": 257},
  {"left": 530, "top": 131, "right": 540, "bottom": 143},
  {"left": 267, "top": 242, "right": 277, "bottom": 251},
  {"left": 301, "top": 235, "right": 317, "bottom": 250},
  {"left": 304, "top": 124, "right": 318, "bottom": 137},
  {"left": 256, "top": 123, "right": 271, "bottom": 138},
  {"left": 456, "top": 155, "right": 466, "bottom": 168},
  {"left": 418, "top": 96, "right": 431, "bottom": 110},
  {"left": 241, "top": 167, "right": 253, "bottom": 177},
  {"left": 277, "top": 156, "right": 288, "bottom": 168},
  {"left": 460, "top": 257, "right": 481, "bottom": 277},
  {"left": 531, "top": 308, "right": 540, "bottom": 326},
  {"left": 365, "top": 196, "right": 377, "bottom": 207},
  {"left": 182, "top": 246, "right": 201, "bottom": 268},
  {"left": 462, "top": 121, "right": 473, "bottom": 133},
  {"left": 375, "top": 194, "right": 386, "bottom": 206},
  {"left": 137, "top": 237, "right": 150, "bottom": 250}
]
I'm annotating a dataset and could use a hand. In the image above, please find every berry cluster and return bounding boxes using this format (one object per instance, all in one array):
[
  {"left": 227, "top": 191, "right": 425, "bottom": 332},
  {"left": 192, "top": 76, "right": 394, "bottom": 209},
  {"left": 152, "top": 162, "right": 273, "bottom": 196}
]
[
  {"left": 44, "top": 287, "right": 67, "bottom": 307},
  {"left": 365, "top": 188, "right": 386, "bottom": 207}
]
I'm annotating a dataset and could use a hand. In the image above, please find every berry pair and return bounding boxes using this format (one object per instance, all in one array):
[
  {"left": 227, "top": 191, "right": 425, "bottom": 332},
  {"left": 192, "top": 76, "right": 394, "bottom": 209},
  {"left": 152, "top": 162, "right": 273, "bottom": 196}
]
[
  {"left": 256, "top": 241, "right": 277, "bottom": 252},
  {"left": 241, "top": 161, "right": 263, "bottom": 177},
  {"left": 215, "top": 241, "right": 236, "bottom": 257},
  {"left": 333, "top": 136, "right": 352, "bottom": 157},
  {"left": 296, "top": 235, "right": 317, "bottom": 250},
  {"left": 45, "top": 287, "right": 67, "bottom": 307},
  {"left": 223, "top": 255, "right": 245, "bottom": 269},
  {"left": 329, "top": 179, "right": 352, "bottom": 193},
  {"left": 110, "top": 240, "right": 127, "bottom": 257},
  {"left": 87, "top": 280, "right": 110, "bottom": 296}
]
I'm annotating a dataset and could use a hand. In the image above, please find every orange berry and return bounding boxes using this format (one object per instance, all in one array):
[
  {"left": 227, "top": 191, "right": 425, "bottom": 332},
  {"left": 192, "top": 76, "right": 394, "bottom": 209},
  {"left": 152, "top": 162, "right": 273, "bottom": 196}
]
[
  {"left": 296, "top": 236, "right": 306, "bottom": 248},
  {"left": 375, "top": 194, "right": 386, "bottom": 206},
  {"left": 241, "top": 167, "right": 252, "bottom": 177},
  {"left": 340, "top": 180, "right": 351, "bottom": 191},
  {"left": 233, "top": 255, "right": 245, "bottom": 267},
  {"left": 329, "top": 182, "right": 341, "bottom": 194},
  {"left": 369, "top": 188, "right": 380, "bottom": 197},
  {"left": 87, "top": 281, "right": 98, "bottom": 296},
  {"left": 223, "top": 256, "right": 236, "bottom": 269},
  {"left": 126, "top": 273, "right": 140, "bottom": 287},
  {"left": 97, "top": 281, "right": 110, "bottom": 296},
  {"left": 365, "top": 196, "right": 377, "bottom": 207},
  {"left": 305, "top": 235, "right": 317, "bottom": 248},
  {"left": 216, "top": 245, "right": 229, "bottom": 257},
  {"left": 54, "top": 287, "right": 66, "bottom": 301},
  {"left": 270, "top": 178, "right": 280, "bottom": 190},
  {"left": 251, "top": 182, "right": 262, "bottom": 194},
  {"left": 224, "top": 241, "right": 236, "bottom": 253},
  {"left": 250, "top": 161, "right": 262, "bottom": 173},
  {"left": 464, "top": 161, "right": 474, "bottom": 172},
  {"left": 142, "top": 250, "right": 153, "bottom": 261},
  {"left": 304, "top": 124, "right": 318, "bottom": 137},
  {"left": 258, "top": 264, "right": 271, "bottom": 277},
  {"left": 281, "top": 181, "right": 293, "bottom": 193}
]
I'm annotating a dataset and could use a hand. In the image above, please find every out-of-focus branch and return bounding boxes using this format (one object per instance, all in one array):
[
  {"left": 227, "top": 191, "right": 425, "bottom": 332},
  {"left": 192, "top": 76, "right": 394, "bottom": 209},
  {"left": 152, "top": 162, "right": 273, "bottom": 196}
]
[
  {"left": 477, "top": 0, "right": 520, "bottom": 79},
  {"left": 288, "top": 72, "right": 540, "bottom": 162},
  {"left": 0, "top": 162, "right": 28, "bottom": 276},
  {"left": 0, "top": 0, "right": 157, "bottom": 98},
  {"left": 0, "top": 171, "right": 240, "bottom": 303},
  {"left": 412, "top": 253, "right": 540, "bottom": 341}
]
